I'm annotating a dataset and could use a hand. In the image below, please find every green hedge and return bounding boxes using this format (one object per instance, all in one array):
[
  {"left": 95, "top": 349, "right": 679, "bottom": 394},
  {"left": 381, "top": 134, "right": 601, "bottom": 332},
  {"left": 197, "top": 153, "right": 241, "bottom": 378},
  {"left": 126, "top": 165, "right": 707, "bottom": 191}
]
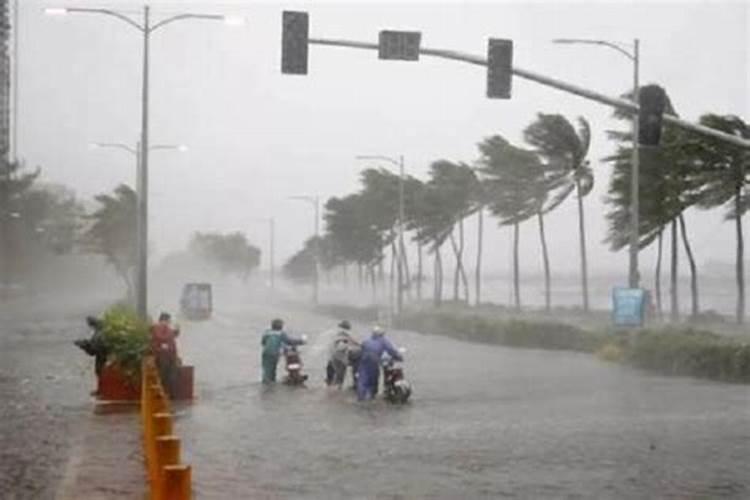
[
  {"left": 389, "top": 309, "right": 750, "bottom": 384},
  {"left": 395, "top": 311, "right": 609, "bottom": 353},
  {"left": 627, "top": 328, "right": 750, "bottom": 382}
]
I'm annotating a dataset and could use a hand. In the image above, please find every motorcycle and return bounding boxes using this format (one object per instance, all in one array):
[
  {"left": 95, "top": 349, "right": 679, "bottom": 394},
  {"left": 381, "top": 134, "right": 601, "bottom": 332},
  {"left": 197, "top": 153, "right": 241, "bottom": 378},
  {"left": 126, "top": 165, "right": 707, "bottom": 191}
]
[
  {"left": 381, "top": 348, "right": 411, "bottom": 404},
  {"left": 282, "top": 343, "right": 309, "bottom": 386}
]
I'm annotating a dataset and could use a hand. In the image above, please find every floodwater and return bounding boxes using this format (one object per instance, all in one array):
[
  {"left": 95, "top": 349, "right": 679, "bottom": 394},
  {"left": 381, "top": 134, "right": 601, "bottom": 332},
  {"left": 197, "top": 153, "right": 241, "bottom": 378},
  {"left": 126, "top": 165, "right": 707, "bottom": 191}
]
[{"left": 176, "top": 302, "right": 750, "bottom": 499}]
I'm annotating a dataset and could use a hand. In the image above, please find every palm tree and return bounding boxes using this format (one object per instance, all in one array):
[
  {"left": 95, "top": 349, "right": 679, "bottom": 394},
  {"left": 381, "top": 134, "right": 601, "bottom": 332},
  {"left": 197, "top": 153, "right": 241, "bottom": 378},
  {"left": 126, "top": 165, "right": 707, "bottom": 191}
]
[
  {"left": 473, "top": 179, "right": 489, "bottom": 307},
  {"left": 605, "top": 86, "right": 704, "bottom": 320},
  {"left": 406, "top": 178, "right": 455, "bottom": 307},
  {"left": 690, "top": 114, "right": 750, "bottom": 323},
  {"left": 524, "top": 114, "right": 594, "bottom": 312},
  {"left": 477, "top": 136, "right": 547, "bottom": 310},
  {"left": 82, "top": 184, "right": 137, "bottom": 301},
  {"left": 324, "top": 193, "right": 383, "bottom": 296},
  {"left": 427, "top": 160, "right": 480, "bottom": 304}
]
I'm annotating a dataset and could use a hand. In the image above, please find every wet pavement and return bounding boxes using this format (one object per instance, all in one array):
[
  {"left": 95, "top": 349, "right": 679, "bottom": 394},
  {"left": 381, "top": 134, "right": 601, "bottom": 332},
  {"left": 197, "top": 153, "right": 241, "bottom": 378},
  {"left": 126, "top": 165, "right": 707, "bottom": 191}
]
[
  {"left": 1, "top": 293, "right": 748, "bottom": 499},
  {"left": 0, "top": 297, "right": 144, "bottom": 500},
  {"left": 176, "top": 302, "right": 750, "bottom": 499}
]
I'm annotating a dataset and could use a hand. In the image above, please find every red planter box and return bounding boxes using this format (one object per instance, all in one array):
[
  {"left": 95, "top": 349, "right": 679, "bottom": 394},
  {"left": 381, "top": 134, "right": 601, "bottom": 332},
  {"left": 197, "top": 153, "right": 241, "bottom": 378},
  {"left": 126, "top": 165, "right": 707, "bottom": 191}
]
[
  {"left": 175, "top": 366, "right": 194, "bottom": 400},
  {"left": 97, "top": 363, "right": 140, "bottom": 401},
  {"left": 96, "top": 363, "right": 194, "bottom": 401}
]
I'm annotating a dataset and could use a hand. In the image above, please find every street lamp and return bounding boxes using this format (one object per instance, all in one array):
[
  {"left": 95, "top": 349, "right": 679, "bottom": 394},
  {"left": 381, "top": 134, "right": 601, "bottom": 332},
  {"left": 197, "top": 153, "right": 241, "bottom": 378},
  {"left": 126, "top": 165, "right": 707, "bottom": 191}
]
[
  {"left": 290, "top": 196, "right": 320, "bottom": 305},
  {"left": 355, "top": 154, "right": 406, "bottom": 315},
  {"left": 553, "top": 37, "right": 640, "bottom": 290},
  {"left": 48, "top": 5, "right": 243, "bottom": 319},
  {"left": 250, "top": 217, "right": 276, "bottom": 291}
]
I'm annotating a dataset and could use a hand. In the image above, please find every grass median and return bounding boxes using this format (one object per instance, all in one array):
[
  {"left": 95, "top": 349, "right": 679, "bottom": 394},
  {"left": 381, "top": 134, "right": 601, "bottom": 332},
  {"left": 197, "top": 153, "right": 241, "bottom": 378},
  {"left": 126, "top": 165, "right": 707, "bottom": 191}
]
[{"left": 319, "top": 304, "right": 750, "bottom": 384}]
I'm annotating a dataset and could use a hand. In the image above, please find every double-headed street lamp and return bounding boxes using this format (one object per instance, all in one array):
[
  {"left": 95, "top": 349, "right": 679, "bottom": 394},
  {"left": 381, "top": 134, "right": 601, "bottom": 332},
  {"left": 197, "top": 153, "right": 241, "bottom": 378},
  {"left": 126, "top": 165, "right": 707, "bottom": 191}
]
[
  {"left": 553, "top": 38, "right": 641, "bottom": 290},
  {"left": 355, "top": 154, "right": 406, "bottom": 314},
  {"left": 47, "top": 5, "right": 243, "bottom": 319},
  {"left": 290, "top": 196, "right": 320, "bottom": 305},
  {"left": 90, "top": 141, "right": 187, "bottom": 196}
]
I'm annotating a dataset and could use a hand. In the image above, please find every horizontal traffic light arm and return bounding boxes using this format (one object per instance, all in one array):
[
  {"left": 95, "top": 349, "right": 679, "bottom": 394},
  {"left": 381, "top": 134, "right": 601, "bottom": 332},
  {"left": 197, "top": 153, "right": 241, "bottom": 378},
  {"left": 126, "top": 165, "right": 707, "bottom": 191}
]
[{"left": 308, "top": 37, "right": 750, "bottom": 150}]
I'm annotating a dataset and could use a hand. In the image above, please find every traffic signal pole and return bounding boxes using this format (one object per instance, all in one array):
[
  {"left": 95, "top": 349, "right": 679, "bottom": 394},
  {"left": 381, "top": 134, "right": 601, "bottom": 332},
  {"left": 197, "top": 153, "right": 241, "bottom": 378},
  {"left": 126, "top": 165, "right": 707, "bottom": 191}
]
[
  {"left": 629, "top": 39, "right": 640, "bottom": 289},
  {"left": 306, "top": 37, "right": 750, "bottom": 150}
]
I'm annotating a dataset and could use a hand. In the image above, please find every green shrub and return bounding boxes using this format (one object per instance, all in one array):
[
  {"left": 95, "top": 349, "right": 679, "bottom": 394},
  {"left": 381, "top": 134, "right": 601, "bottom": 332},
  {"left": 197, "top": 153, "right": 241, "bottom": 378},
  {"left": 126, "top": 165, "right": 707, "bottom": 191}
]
[
  {"left": 395, "top": 311, "right": 608, "bottom": 354},
  {"left": 390, "top": 308, "right": 750, "bottom": 384},
  {"left": 101, "top": 305, "right": 150, "bottom": 381},
  {"left": 626, "top": 328, "right": 750, "bottom": 382}
]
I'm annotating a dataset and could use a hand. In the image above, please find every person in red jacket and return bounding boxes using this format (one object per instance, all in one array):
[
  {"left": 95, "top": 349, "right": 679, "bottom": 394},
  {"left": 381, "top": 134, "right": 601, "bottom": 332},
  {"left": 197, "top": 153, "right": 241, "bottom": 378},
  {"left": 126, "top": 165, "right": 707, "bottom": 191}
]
[{"left": 150, "top": 312, "right": 180, "bottom": 398}]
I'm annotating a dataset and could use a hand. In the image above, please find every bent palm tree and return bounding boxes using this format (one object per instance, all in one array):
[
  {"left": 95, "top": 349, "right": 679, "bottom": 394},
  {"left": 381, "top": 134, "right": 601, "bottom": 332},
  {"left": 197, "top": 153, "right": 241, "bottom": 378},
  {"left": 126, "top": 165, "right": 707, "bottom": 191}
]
[
  {"left": 524, "top": 114, "right": 594, "bottom": 312},
  {"left": 477, "top": 135, "right": 546, "bottom": 310}
]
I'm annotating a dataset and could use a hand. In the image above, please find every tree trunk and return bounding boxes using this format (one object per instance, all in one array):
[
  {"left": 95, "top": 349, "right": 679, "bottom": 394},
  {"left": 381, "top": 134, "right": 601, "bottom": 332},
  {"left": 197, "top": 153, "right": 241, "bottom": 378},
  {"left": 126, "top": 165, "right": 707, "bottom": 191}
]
[
  {"left": 678, "top": 213, "right": 699, "bottom": 317},
  {"left": 735, "top": 186, "right": 745, "bottom": 324},
  {"left": 370, "top": 264, "right": 377, "bottom": 303},
  {"left": 670, "top": 219, "right": 679, "bottom": 322},
  {"left": 449, "top": 228, "right": 470, "bottom": 304},
  {"left": 655, "top": 229, "right": 664, "bottom": 320},
  {"left": 537, "top": 211, "right": 551, "bottom": 312},
  {"left": 120, "top": 265, "right": 135, "bottom": 306},
  {"left": 513, "top": 222, "right": 521, "bottom": 311},
  {"left": 378, "top": 256, "right": 385, "bottom": 291},
  {"left": 433, "top": 244, "right": 443, "bottom": 308},
  {"left": 458, "top": 218, "right": 470, "bottom": 303},
  {"left": 358, "top": 263, "right": 363, "bottom": 290},
  {"left": 390, "top": 240, "right": 397, "bottom": 316},
  {"left": 575, "top": 178, "right": 590, "bottom": 312},
  {"left": 450, "top": 231, "right": 460, "bottom": 302},
  {"left": 417, "top": 242, "right": 423, "bottom": 302},
  {"left": 475, "top": 208, "right": 483, "bottom": 307},
  {"left": 399, "top": 235, "right": 411, "bottom": 301}
]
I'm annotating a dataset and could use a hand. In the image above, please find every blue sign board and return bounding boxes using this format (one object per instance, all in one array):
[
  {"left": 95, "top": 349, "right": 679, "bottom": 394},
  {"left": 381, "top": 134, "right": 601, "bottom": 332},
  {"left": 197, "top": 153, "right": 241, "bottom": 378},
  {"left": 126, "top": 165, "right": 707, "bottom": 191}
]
[{"left": 612, "top": 287, "right": 646, "bottom": 327}]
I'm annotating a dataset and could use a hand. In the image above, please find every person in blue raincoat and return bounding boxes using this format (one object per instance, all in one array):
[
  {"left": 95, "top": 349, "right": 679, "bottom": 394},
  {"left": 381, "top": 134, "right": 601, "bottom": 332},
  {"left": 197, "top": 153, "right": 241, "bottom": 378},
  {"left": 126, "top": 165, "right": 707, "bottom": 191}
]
[
  {"left": 356, "top": 325, "right": 403, "bottom": 401},
  {"left": 261, "top": 318, "right": 305, "bottom": 384}
]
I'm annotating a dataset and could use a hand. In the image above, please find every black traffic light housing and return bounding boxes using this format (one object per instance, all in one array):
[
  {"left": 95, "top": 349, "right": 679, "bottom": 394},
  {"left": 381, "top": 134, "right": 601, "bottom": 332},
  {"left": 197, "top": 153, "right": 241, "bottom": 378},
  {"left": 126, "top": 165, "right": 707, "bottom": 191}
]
[
  {"left": 282, "top": 11, "right": 309, "bottom": 75},
  {"left": 487, "top": 38, "right": 513, "bottom": 99},
  {"left": 378, "top": 30, "right": 421, "bottom": 61},
  {"left": 638, "top": 85, "right": 667, "bottom": 146}
]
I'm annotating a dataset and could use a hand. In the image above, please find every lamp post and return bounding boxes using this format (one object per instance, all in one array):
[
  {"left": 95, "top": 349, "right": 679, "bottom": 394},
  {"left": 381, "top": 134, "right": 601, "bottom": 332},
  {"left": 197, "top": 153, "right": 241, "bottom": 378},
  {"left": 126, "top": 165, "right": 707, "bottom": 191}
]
[
  {"left": 355, "top": 154, "right": 406, "bottom": 314},
  {"left": 290, "top": 196, "right": 319, "bottom": 305},
  {"left": 47, "top": 5, "right": 243, "bottom": 319},
  {"left": 251, "top": 217, "right": 276, "bottom": 291},
  {"left": 553, "top": 37, "right": 640, "bottom": 289}
]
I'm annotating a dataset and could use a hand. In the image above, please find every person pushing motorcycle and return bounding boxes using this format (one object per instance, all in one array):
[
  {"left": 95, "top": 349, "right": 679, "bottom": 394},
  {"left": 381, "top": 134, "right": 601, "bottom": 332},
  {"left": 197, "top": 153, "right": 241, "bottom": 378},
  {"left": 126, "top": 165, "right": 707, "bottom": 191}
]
[
  {"left": 325, "top": 320, "right": 360, "bottom": 389},
  {"left": 356, "top": 325, "right": 403, "bottom": 401},
  {"left": 261, "top": 318, "right": 305, "bottom": 384}
]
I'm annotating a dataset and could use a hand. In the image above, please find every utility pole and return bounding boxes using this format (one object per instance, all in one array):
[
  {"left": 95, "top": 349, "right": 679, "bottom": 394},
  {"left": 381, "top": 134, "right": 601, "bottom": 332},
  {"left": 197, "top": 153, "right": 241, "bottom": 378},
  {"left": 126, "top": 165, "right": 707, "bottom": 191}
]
[
  {"left": 137, "top": 5, "right": 150, "bottom": 320},
  {"left": 269, "top": 217, "right": 275, "bottom": 290},
  {"left": 629, "top": 39, "right": 640, "bottom": 289},
  {"left": 0, "top": 0, "right": 13, "bottom": 299}
]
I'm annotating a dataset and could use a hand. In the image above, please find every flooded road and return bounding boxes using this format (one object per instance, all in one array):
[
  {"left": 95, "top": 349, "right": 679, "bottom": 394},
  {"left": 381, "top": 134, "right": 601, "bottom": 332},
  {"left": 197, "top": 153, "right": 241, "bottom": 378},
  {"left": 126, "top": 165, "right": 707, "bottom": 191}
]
[{"left": 177, "top": 303, "right": 750, "bottom": 499}]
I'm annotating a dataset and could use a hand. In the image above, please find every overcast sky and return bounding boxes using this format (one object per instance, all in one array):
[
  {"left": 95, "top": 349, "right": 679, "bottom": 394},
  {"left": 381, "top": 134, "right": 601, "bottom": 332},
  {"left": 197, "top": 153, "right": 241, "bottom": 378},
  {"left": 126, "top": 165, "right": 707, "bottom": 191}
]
[{"left": 19, "top": 0, "right": 749, "bottom": 277}]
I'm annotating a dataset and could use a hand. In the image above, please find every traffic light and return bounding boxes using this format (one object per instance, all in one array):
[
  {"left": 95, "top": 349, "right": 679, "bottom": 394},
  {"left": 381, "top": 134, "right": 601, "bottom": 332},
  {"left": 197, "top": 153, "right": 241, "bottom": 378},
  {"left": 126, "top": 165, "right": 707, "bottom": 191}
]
[
  {"left": 638, "top": 85, "right": 667, "bottom": 146},
  {"left": 281, "top": 11, "right": 309, "bottom": 75},
  {"left": 486, "top": 38, "right": 513, "bottom": 99},
  {"left": 378, "top": 30, "right": 421, "bottom": 61}
]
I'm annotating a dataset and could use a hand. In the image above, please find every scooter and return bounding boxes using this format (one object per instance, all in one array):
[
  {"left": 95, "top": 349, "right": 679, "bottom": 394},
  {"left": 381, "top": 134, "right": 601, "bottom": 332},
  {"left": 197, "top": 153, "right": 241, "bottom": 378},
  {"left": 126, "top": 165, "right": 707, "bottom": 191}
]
[
  {"left": 381, "top": 349, "right": 411, "bottom": 404},
  {"left": 282, "top": 344, "right": 309, "bottom": 386}
]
